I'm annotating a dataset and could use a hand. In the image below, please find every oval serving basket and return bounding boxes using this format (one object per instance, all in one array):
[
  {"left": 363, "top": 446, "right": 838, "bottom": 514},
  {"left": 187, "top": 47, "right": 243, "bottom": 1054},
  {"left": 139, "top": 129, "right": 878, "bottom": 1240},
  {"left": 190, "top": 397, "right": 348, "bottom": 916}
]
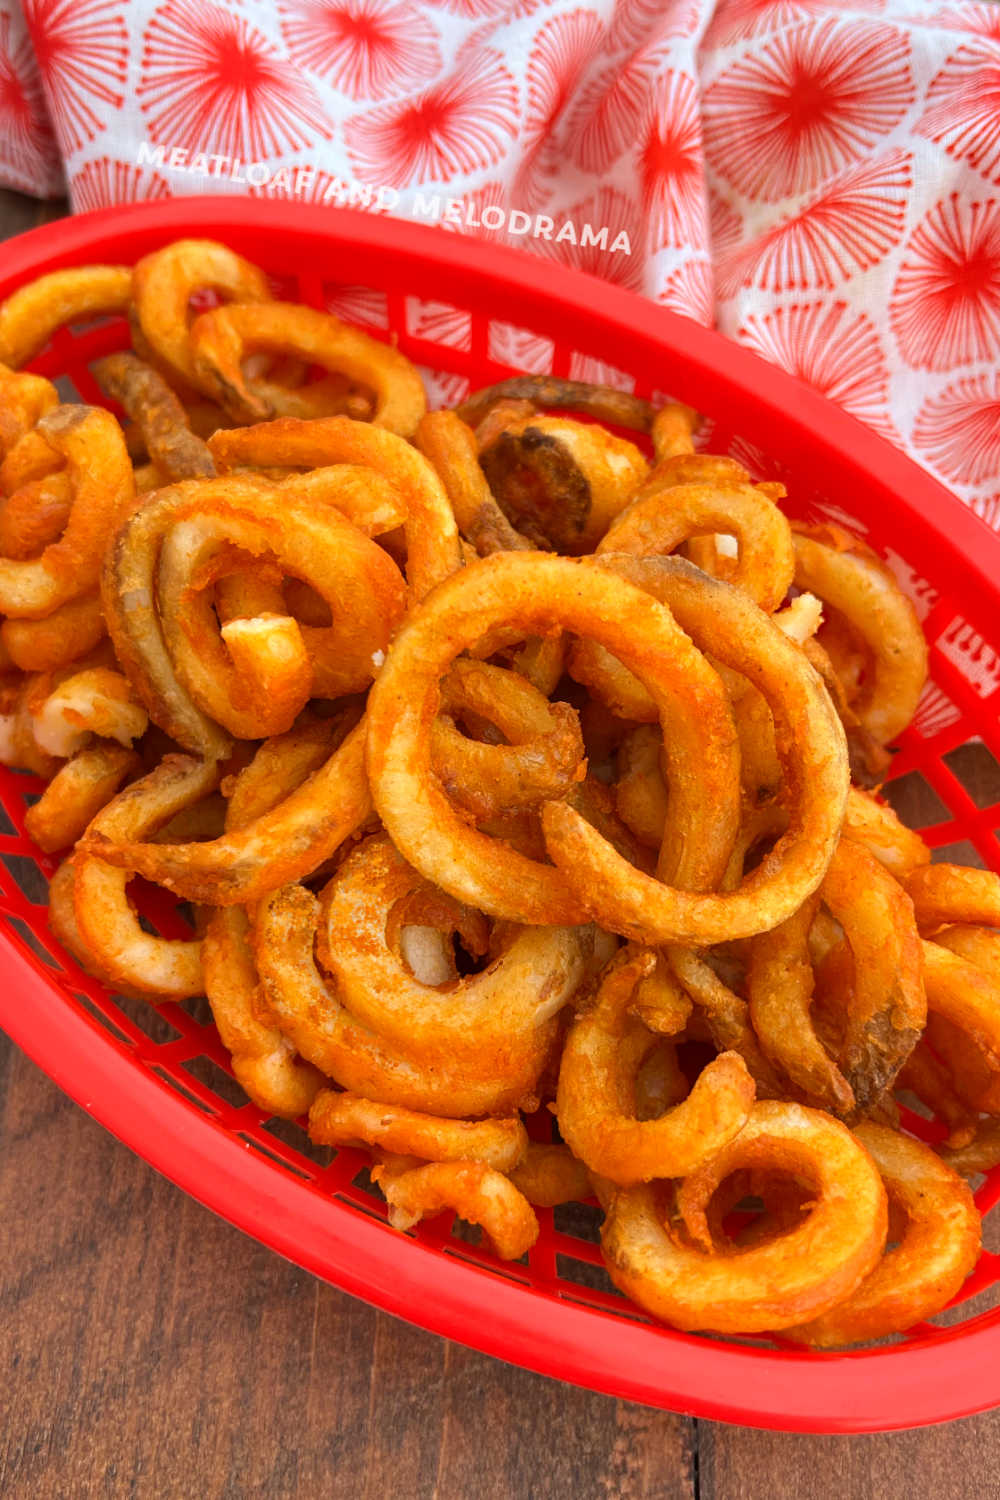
[{"left": 1, "top": 197, "right": 999, "bottom": 1434}]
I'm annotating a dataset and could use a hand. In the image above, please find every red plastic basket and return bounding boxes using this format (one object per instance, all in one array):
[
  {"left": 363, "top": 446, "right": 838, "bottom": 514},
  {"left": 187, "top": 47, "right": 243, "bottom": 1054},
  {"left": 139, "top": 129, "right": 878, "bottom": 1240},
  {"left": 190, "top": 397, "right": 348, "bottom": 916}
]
[{"left": 1, "top": 197, "right": 999, "bottom": 1435}]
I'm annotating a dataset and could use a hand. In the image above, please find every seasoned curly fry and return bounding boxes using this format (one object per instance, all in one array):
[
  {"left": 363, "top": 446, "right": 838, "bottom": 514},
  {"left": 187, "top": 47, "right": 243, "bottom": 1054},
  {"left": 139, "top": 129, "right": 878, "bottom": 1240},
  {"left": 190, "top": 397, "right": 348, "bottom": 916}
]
[
  {"left": 189, "top": 302, "right": 427, "bottom": 436},
  {"left": 0, "top": 266, "right": 132, "bottom": 368},
  {"left": 557, "top": 947, "right": 756, "bottom": 1185},
  {"left": 374, "top": 1160, "right": 540, "bottom": 1260},
  {"left": 0, "top": 405, "right": 134, "bottom": 619},
  {"left": 308, "top": 1092, "right": 528, "bottom": 1170}
]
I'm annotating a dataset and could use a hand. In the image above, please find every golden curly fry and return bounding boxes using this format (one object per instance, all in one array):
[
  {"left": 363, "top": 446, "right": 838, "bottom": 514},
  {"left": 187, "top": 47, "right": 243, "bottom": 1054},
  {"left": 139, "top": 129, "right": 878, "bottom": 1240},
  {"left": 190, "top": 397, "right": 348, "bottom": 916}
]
[
  {"left": 1, "top": 593, "right": 106, "bottom": 673},
  {"left": 747, "top": 893, "right": 856, "bottom": 1116},
  {"left": 131, "top": 239, "right": 272, "bottom": 389},
  {"left": 842, "top": 787, "right": 932, "bottom": 879},
  {"left": 602, "top": 1102, "right": 888, "bottom": 1334},
  {"left": 0, "top": 405, "right": 134, "bottom": 619},
  {"left": 792, "top": 524, "right": 928, "bottom": 745},
  {"left": 821, "top": 837, "right": 926, "bottom": 1110},
  {"left": 189, "top": 302, "right": 427, "bottom": 436},
  {"left": 507, "top": 1143, "right": 593, "bottom": 1207},
  {"left": 785, "top": 1123, "right": 980, "bottom": 1346},
  {"left": 545, "top": 555, "right": 849, "bottom": 946},
  {"left": 366, "top": 551, "right": 740, "bottom": 927},
  {"left": 254, "top": 883, "right": 546, "bottom": 1117},
  {"left": 416, "top": 409, "right": 532, "bottom": 556},
  {"left": 207, "top": 417, "right": 462, "bottom": 602},
  {"left": 78, "top": 714, "right": 371, "bottom": 906},
  {"left": 308, "top": 1092, "right": 528, "bottom": 1170},
  {"left": 24, "top": 743, "right": 139, "bottom": 854},
  {"left": 319, "top": 832, "right": 584, "bottom": 1079},
  {"left": 0, "top": 471, "right": 71, "bottom": 559},
  {"left": 374, "top": 1160, "right": 540, "bottom": 1261},
  {"left": 432, "top": 659, "right": 585, "bottom": 820},
  {"left": 598, "top": 477, "right": 795, "bottom": 613},
  {"left": 0, "top": 266, "right": 132, "bottom": 369},
  {"left": 906, "top": 865, "right": 1000, "bottom": 934},
  {"left": 71, "top": 754, "right": 218, "bottom": 998},
  {"left": 556, "top": 947, "right": 756, "bottom": 1185}
]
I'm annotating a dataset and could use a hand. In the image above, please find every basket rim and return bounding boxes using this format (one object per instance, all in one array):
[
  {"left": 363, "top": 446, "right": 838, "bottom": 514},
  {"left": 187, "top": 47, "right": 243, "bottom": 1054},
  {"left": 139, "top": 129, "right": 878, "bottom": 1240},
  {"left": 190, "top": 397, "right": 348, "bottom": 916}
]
[{"left": 1, "top": 196, "right": 999, "bottom": 1434}]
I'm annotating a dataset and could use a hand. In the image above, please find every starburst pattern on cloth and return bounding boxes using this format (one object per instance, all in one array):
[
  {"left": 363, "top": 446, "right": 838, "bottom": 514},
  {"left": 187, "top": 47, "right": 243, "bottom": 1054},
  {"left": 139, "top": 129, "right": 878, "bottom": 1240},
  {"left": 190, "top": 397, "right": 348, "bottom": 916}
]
[
  {"left": 514, "top": 10, "right": 605, "bottom": 208},
  {"left": 0, "top": 7, "right": 61, "bottom": 192},
  {"left": 891, "top": 194, "right": 1000, "bottom": 370},
  {"left": 738, "top": 301, "right": 898, "bottom": 441},
  {"left": 703, "top": 17, "right": 914, "bottom": 201},
  {"left": 640, "top": 69, "right": 708, "bottom": 251},
  {"left": 912, "top": 372, "right": 1000, "bottom": 486},
  {"left": 716, "top": 150, "right": 911, "bottom": 298},
  {"left": 70, "top": 154, "right": 171, "bottom": 210},
  {"left": 917, "top": 39, "right": 1000, "bottom": 186},
  {"left": 22, "top": 0, "right": 128, "bottom": 154},
  {"left": 139, "top": 0, "right": 333, "bottom": 160},
  {"left": 277, "top": 0, "right": 442, "bottom": 101},
  {"left": 344, "top": 49, "right": 518, "bottom": 186}
]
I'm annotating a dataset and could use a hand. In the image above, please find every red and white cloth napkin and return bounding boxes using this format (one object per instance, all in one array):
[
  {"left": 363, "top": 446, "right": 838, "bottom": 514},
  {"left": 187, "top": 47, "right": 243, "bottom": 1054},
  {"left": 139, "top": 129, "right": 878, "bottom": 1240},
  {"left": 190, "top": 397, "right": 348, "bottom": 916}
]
[{"left": 2, "top": 0, "right": 998, "bottom": 523}]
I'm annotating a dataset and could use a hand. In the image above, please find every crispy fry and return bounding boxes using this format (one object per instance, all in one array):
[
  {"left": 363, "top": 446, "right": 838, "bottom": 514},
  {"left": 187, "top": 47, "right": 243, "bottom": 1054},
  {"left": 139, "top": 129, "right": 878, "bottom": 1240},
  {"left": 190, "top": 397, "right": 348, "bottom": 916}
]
[
  {"left": 208, "top": 417, "right": 462, "bottom": 602},
  {"left": 189, "top": 302, "right": 427, "bottom": 436},
  {"left": 603, "top": 1102, "right": 887, "bottom": 1333},
  {"left": 366, "top": 552, "right": 740, "bottom": 927},
  {"left": 547, "top": 556, "right": 849, "bottom": 945},
  {"left": 792, "top": 524, "right": 928, "bottom": 745},
  {"left": 374, "top": 1160, "right": 540, "bottom": 1260},
  {"left": 458, "top": 376, "right": 653, "bottom": 432},
  {"left": 478, "top": 413, "right": 649, "bottom": 553},
  {"left": 24, "top": 743, "right": 139, "bottom": 853},
  {"left": 557, "top": 947, "right": 756, "bottom": 1185},
  {"left": 1, "top": 592, "right": 105, "bottom": 672},
  {"left": 131, "top": 239, "right": 272, "bottom": 389},
  {"left": 785, "top": 1124, "right": 980, "bottom": 1346},
  {"left": 906, "top": 865, "right": 1000, "bottom": 934},
  {"left": 94, "top": 352, "right": 216, "bottom": 481},
  {"left": 0, "top": 266, "right": 132, "bottom": 368},
  {"left": 598, "top": 477, "right": 795, "bottom": 613},
  {"left": 0, "top": 405, "right": 134, "bottom": 619},
  {"left": 72, "top": 754, "right": 218, "bottom": 998},
  {"left": 308, "top": 1092, "right": 528, "bottom": 1171}
]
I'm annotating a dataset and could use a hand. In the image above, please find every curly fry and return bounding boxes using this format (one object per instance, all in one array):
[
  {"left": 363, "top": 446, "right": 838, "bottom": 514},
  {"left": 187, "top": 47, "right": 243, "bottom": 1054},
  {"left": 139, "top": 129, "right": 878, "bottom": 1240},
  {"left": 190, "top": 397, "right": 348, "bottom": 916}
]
[
  {"left": 24, "top": 743, "right": 139, "bottom": 854},
  {"left": 0, "top": 266, "right": 132, "bottom": 369},
  {"left": 189, "top": 302, "right": 426, "bottom": 436},
  {"left": 557, "top": 947, "right": 755, "bottom": 1185},
  {"left": 786, "top": 1123, "right": 980, "bottom": 1346},
  {"left": 308, "top": 1092, "right": 528, "bottom": 1171},
  {"left": 131, "top": 239, "right": 272, "bottom": 389},
  {"left": 254, "top": 883, "right": 546, "bottom": 1117},
  {"left": 71, "top": 754, "right": 219, "bottom": 998},
  {"left": 547, "top": 555, "right": 848, "bottom": 946},
  {"left": 0, "top": 405, "right": 134, "bottom": 619},
  {"left": 601, "top": 1102, "right": 887, "bottom": 1334},
  {"left": 94, "top": 352, "right": 216, "bottom": 481},
  {"left": 366, "top": 552, "right": 740, "bottom": 927},
  {"left": 374, "top": 1160, "right": 540, "bottom": 1261}
]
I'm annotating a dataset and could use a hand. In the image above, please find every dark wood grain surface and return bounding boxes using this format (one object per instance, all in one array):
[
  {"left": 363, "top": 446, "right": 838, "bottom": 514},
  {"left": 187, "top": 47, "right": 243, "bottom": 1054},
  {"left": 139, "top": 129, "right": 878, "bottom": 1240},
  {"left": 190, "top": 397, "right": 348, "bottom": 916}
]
[{"left": 2, "top": 186, "right": 999, "bottom": 1500}]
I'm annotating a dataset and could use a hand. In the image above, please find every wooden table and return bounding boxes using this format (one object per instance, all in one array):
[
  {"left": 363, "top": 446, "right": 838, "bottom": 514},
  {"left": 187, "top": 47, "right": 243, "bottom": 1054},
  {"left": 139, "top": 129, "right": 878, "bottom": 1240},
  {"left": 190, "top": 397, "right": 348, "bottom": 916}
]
[{"left": 2, "top": 187, "right": 999, "bottom": 1500}]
